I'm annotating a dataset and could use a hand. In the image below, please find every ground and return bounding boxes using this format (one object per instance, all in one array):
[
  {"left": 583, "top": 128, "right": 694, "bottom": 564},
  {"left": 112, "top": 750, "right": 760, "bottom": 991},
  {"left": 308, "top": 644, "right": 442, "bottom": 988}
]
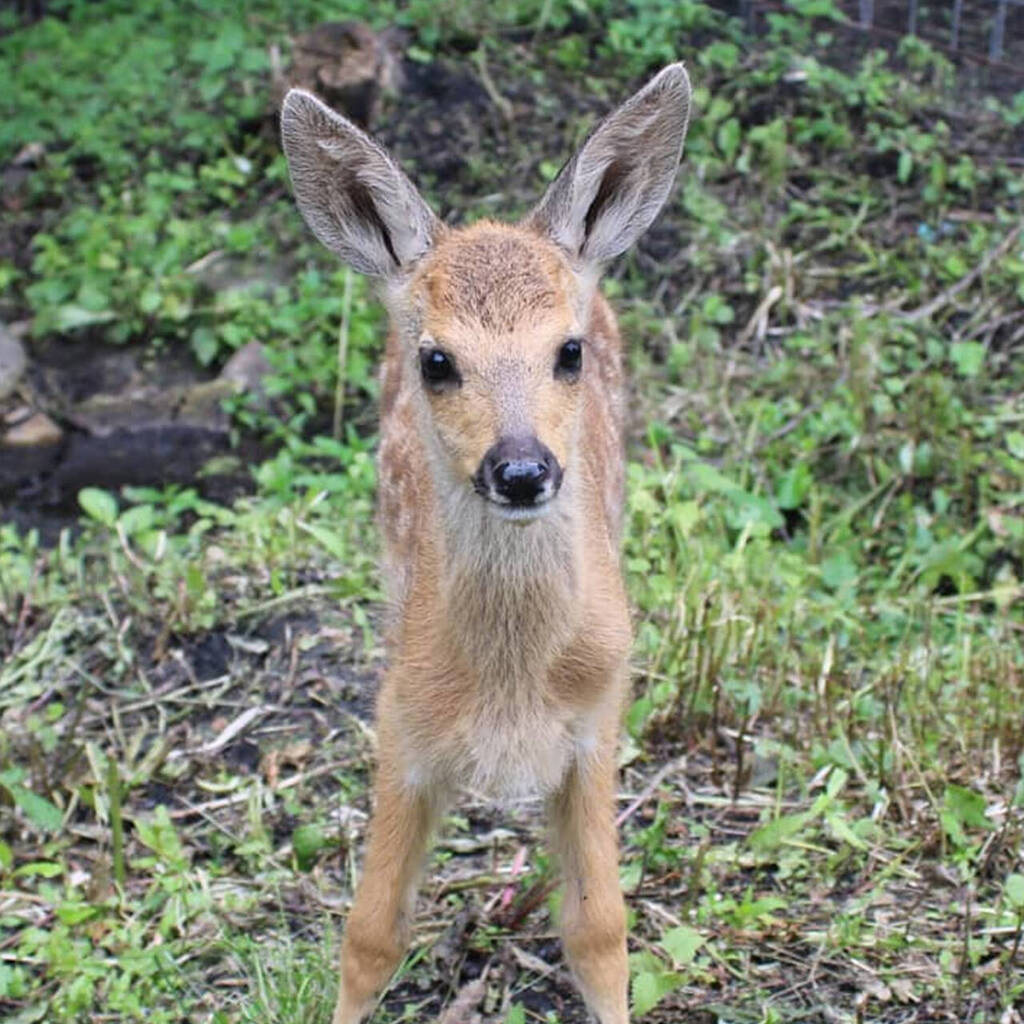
[{"left": 0, "top": 2, "right": 1023, "bottom": 1023}]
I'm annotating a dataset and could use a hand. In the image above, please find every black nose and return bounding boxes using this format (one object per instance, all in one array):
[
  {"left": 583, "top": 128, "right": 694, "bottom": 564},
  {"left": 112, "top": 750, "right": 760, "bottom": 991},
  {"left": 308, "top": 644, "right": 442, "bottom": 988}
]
[
  {"left": 496, "top": 458, "right": 548, "bottom": 503},
  {"left": 477, "top": 436, "right": 562, "bottom": 506}
]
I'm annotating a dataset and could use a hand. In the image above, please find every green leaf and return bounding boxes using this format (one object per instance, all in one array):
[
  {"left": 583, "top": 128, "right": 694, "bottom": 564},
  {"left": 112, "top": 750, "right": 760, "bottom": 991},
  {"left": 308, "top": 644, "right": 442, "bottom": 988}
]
[
  {"left": 825, "top": 810, "right": 868, "bottom": 850},
  {"left": 950, "top": 340, "right": 985, "bottom": 377},
  {"left": 749, "top": 810, "right": 811, "bottom": 853},
  {"left": 631, "top": 968, "right": 683, "bottom": 1017},
  {"left": 135, "top": 806, "right": 189, "bottom": 870},
  {"left": 776, "top": 463, "right": 812, "bottom": 510},
  {"left": 943, "top": 785, "right": 993, "bottom": 831},
  {"left": 1004, "top": 873, "right": 1024, "bottom": 910},
  {"left": 79, "top": 487, "right": 119, "bottom": 526},
  {"left": 821, "top": 551, "right": 858, "bottom": 590},
  {"left": 897, "top": 150, "right": 913, "bottom": 183},
  {"left": 717, "top": 118, "right": 741, "bottom": 162},
  {"left": 191, "top": 326, "right": 219, "bottom": 366},
  {"left": 118, "top": 504, "right": 155, "bottom": 537},
  {"left": 660, "top": 925, "right": 704, "bottom": 966},
  {"left": 54, "top": 304, "right": 117, "bottom": 331},
  {"left": 14, "top": 860, "right": 63, "bottom": 878},
  {"left": 299, "top": 521, "right": 347, "bottom": 561},
  {"left": 291, "top": 823, "right": 328, "bottom": 871},
  {"left": 505, "top": 1004, "right": 526, "bottom": 1024},
  {"left": 0, "top": 770, "right": 63, "bottom": 831},
  {"left": 668, "top": 500, "right": 701, "bottom": 538}
]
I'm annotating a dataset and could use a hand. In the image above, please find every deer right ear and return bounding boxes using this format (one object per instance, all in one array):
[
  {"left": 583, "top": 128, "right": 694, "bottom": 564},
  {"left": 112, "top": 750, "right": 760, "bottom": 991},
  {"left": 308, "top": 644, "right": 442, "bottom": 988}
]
[{"left": 280, "top": 89, "right": 441, "bottom": 278}]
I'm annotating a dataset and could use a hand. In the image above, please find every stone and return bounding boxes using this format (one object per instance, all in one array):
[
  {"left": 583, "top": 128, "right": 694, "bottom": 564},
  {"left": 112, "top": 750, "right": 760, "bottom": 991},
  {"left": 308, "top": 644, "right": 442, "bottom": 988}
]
[
  {"left": 219, "top": 341, "right": 272, "bottom": 393},
  {"left": 0, "top": 325, "right": 27, "bottom": 401},
  {"left": 272, "top": 20, "right": 405, "bottom": 128},
  {"left": 2, "top": 411, "right": 63, "bottom": 447}
]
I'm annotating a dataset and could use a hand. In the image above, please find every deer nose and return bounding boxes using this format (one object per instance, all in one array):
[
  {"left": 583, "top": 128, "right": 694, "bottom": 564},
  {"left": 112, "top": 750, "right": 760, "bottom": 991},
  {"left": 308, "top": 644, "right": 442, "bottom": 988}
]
[
  {"left": 495, "top": 458, "right": 549, "bottom": 503},
  {"left": 478, "top": 436, "right": 562, "bottom": 506}
]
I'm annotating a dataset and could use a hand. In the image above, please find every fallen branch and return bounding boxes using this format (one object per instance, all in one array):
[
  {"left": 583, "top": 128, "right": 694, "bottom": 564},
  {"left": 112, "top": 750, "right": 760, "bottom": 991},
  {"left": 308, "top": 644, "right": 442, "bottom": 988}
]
[{"left": 902, "top": 219, "right": 1024, "bottom": 324}]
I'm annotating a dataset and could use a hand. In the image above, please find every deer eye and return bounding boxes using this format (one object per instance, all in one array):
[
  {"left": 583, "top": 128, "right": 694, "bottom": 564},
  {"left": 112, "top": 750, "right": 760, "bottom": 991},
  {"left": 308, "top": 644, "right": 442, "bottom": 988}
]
[
  {"left": 555, "top": 338, "right": 583, "bottom": 378},
  {"left": 420, "top": 347, "right": 459, "bottom": 387}
]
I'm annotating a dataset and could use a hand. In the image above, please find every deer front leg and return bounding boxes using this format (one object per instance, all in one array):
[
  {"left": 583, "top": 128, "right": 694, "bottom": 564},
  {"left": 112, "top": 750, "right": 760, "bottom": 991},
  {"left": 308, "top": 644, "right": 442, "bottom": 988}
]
[
  {"left": 548, "top": 733, "right": 629, "bottom": 1024},
  {"left": 333, "top": 731, "right": 442, "bottom": 1024}
]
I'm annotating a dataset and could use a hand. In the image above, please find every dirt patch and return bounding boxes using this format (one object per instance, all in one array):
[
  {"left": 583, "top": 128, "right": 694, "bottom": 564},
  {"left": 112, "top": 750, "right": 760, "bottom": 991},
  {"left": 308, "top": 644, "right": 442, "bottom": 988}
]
[{"left": 0, "top": 334, "right": 271, "bottom": 542}]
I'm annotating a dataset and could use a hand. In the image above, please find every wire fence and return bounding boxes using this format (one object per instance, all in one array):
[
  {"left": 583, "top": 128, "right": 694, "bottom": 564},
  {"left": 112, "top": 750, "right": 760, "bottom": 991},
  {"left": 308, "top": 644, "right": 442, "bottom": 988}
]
[
  {"left": 852, "top": 0, "right": 1023, "bottom": 61},
  {"left": 741, "top": 0, "right": 1024, "bottom": 74}
]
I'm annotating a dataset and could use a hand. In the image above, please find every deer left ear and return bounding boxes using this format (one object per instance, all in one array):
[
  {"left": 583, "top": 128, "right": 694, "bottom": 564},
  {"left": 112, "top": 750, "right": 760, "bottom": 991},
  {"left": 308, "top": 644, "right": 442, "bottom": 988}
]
[
  {"left": 527, "top": 64, "right": 691, "bottom": 266},
  {"left": 281, "top": 89, "right": 441, "bottom": 278}
]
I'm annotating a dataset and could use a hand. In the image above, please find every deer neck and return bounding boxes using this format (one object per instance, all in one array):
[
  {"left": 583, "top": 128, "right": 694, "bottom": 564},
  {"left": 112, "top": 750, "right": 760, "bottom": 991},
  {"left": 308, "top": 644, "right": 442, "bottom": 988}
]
[{"left": 436, "top": 478, "right": 583, "bottom": 691}]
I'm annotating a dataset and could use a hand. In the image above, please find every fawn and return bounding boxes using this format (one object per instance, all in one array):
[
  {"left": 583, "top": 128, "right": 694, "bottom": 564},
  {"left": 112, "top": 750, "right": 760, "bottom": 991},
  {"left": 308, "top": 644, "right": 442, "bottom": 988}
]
[{"left": 281, "top": 63, "right": 691, "bottom": 1024}]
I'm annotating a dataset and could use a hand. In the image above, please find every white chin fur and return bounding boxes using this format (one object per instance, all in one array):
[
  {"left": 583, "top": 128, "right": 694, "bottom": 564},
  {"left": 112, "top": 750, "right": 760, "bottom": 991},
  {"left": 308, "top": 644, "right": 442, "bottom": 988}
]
[{"left": 489, "top": 500, "right": 554, "bottom": 523}]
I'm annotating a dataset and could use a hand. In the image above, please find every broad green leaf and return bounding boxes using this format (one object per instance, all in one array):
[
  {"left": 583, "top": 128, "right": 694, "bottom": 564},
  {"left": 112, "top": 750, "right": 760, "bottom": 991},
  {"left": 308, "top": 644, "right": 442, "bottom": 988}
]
[
  {"left": 776, "top": 463, "right": 812, "bottom": 510},
  {"left": 505, "top": 1004, "right": 526, "bottom": 1024},
  {"left": 291, "top": 823, "right": 327, "bottom": 871},
  {"left": 298, "top": 521, "right": 347, "bottom": 561},
  {"left": 898, "top": 150, "right": 913, "bottom": 183},
  {"left": 14, "top": 861, "right": 63, "bottom": 878},
  {"left": 821, "top": 551, "right": 858, "bottom": 590},
  {"left": 944, "top": 785, "right": 993, "bottom": 830},
  {"left": 118, "top": 504, "right": 155, "bottom": 536},
  {"left": 79, "top": 487, "right": 118, "bottom": 526},
  {"left": 950, "top": 340, "right": 985, "bottom": 377},
  {"left": 631, "top": 968, "right": 682, "bottom": 1017},
  {"left": 669, "top": 500, "right": 701, "bottom": 538},
  {"left": 660, "top": 925, "right": 704, "bottom": 966},
  {"left": 749, "top": 811, "right": 811, "bottom": 853},
  {"left": 1004, "top": 874, "right": 1024, "bottom": 909},
  {"left": 0, "top": 770, "right": 63, "bottom": 831},
  {"left": 54, "top": 304, "right": 117, "bottom": 331},
  {"left": 826, "top": 810, "right": 868, "bottom": 850}
]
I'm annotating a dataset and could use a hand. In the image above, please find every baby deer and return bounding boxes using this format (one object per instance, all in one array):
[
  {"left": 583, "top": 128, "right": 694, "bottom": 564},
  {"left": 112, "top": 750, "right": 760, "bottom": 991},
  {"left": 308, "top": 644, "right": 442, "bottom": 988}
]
[{"left": 281, "top": 64, "right": 691, "bottom": 1024}]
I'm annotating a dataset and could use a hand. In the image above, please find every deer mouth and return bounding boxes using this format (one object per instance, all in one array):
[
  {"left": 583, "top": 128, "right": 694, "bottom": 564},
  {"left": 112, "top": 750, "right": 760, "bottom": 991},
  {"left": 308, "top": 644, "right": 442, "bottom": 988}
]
[{"left": 488, "top": 496, "right": 556, "bottom": 522}]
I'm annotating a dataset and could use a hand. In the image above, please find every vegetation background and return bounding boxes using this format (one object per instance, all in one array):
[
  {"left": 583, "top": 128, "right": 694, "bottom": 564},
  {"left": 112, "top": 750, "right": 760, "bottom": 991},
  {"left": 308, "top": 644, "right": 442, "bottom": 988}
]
[{"left": 0, "top": 1, "right": 1022, "bottom": 1022}]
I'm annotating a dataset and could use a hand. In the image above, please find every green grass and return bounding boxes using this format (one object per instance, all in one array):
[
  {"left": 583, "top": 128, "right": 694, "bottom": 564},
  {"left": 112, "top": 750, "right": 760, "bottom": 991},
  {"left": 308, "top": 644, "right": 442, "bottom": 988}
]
[{"left": 1, "top": 1, "right": 1023, "bottom": 1022}]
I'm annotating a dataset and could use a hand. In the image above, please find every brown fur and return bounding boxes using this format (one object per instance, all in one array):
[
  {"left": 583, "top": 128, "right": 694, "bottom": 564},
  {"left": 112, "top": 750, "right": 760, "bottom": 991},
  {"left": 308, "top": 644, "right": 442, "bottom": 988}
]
[
  {"left": 280, "top": 64, "right": 692, "bottom": 1024},
  {"left": 340, "top": 220, "right": 633, "bottom": 1024}
]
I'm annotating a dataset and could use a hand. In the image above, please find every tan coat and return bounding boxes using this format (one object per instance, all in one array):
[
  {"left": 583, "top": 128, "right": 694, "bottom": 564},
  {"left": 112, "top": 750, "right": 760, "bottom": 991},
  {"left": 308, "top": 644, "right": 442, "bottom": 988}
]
[{"left": 281, "top": 64, "right": 692, "bottom": 1024}]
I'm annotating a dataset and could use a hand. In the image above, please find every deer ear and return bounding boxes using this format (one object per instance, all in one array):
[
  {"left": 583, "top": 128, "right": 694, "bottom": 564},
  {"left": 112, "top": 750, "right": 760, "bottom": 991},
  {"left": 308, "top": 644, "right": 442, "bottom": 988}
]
[
  {"left": 527, "top": 64, "right": 691, "bottom": 266},
  {"left": 280, "top": 89, "right": 440, "bottom": 277}
]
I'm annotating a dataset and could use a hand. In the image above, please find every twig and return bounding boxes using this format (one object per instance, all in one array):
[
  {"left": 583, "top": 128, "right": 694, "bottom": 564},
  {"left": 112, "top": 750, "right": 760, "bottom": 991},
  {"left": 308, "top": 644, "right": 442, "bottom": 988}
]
[
  {"left": 473, "top": 45, "right": 513, "bottom": 122},
  {"left": 107, "top": 756, "right": 126, "bottom": 891},
  {"left": 736, "top": 284, "right": 783, "bottom": 347},
  {"left": 333, "top": 268, "right": 353, "bottom": 441},
  {"left": 435, "top": 970, "right": 488, "bottom": 1024},
  {"left": 180, "top": 704, "right": 273, "bottom": 758},
  {"left": 902, "top": 220, "right": 1024, "bottom": 324},
  {"left": 166, "top": 758, "right": 358, "bottom": 819},
  {"left": 616, "top": 755, "right": 688, "bottom": 828}
]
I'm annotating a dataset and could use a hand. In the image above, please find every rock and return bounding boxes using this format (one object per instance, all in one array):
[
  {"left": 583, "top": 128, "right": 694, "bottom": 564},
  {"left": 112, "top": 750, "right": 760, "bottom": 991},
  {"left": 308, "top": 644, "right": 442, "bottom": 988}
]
[
  {"left": 174, "top": 379, "right": 233, "bottom": 431},
  {"left": 3, "top": 144, "right": 45, "bottom": 212},
  {"left": 273, "top": 20, "right": 405, "bottom": 128},
  {"left": 186, "top": 251, "right": 291, "bottom": 298},
  {"left": 219, "top": 341, "right": 272, "bottom": 393},
  {"left": 0, "top": 325, "right": 27, "bottom": 401},
  {"left": 2, "top": 410, "right": 63, "bottom": 447},
  {"left": 12, "top": 142, "right": 46, "bottom": 167}
]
